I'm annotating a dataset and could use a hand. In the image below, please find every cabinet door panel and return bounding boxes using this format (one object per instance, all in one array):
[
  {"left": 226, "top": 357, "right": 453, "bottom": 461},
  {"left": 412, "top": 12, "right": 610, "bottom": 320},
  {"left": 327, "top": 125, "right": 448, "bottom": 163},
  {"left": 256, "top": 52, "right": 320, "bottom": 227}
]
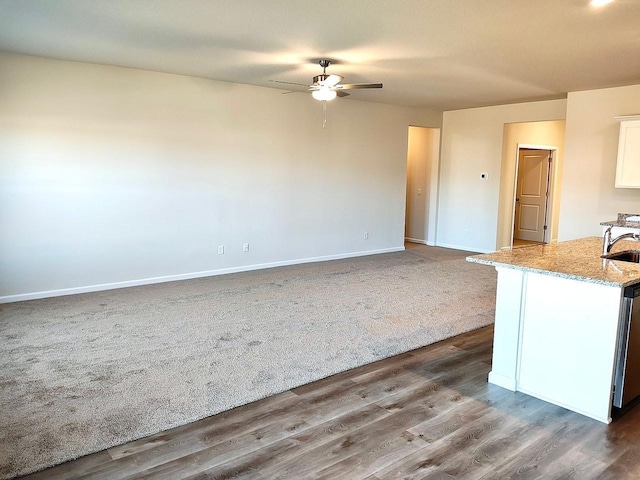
[
  {"left": 615, "top": 119, "right": 640, "bottom": 189},
  {"left": 517, "top": 273, "right": 621, "bottom": 422}
]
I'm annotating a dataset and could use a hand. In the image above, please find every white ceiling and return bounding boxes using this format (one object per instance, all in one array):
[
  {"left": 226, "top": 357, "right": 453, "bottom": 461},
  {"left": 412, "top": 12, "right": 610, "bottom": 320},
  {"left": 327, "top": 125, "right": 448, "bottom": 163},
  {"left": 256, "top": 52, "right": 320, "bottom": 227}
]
[{"left": 0, "top": 0, "right": 639, "bottom": 110}]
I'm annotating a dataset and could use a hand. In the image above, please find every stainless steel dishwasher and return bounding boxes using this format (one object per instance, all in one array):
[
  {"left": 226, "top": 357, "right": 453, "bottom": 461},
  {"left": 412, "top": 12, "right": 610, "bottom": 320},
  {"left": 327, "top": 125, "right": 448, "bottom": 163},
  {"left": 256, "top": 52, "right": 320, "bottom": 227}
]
[{"left": 613, "top": 283, "right": 640, "bottom": 408}]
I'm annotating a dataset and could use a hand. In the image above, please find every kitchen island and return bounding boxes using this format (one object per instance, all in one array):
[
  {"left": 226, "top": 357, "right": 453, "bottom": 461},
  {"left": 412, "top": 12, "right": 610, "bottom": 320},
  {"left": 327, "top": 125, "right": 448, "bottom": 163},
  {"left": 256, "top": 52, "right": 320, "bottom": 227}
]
[{"left": 467, "top": 237, "right": 640, "bottom": 423}]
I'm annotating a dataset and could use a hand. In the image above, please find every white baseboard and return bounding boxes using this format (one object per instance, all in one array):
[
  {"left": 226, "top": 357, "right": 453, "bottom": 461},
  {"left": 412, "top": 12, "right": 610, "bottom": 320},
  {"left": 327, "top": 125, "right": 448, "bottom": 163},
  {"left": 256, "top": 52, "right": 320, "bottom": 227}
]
[
  {"left": 488, "top": 371, "right": 517, "bottom": 391},
  {"left": 0, "top": 246, "right": 406, "bottom": 303},
  {"left": 517, "top": 386, "right": 611, "bottom": 424},
  {"left": 404, "top": 237, "right": 427, "bottom": 245},
  {"left": 490, "top": 372, "right": 611, "bottom": 423},
  {"left": 404, "top": 237, "right": 439, "bottom": 247}
]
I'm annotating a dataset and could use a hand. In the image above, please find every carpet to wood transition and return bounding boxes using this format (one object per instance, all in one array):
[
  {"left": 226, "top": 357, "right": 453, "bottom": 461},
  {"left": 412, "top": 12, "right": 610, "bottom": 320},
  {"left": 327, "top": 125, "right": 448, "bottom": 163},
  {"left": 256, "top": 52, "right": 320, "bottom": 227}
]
[{"left": 0, "top": 245, "right": 496, "bottom": 479}]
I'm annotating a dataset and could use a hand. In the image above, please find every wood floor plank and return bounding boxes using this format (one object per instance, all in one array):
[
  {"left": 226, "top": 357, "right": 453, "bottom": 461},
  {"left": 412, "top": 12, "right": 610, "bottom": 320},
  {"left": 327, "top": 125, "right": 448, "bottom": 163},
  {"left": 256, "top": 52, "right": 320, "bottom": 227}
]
[
  {"left": 153, "top": 402, "right": 394, "bottom": 480},
  {"left": 577, "top": 402, "right": 640, "bottom": 465},
  {"left": 372, "top": 361, "right": 492, "bottom": 416},
  {"left": 316, "top": 388, "right": 534, "bottom": 480},
  {"left": 280, "top": 367, "right": 497, "bottom": 479},
  {"left": 127, "top": 418, "right": 311, "bottom": 480},
  {"left": 309, "top": 431, "right": 423, "bottom": 480},
  {"left": 592, "top": 445, "right": 640, "bottom": 480},
  {"left": 107, "top": 390, "right": 301, "bottom": 460},
  {"left": 412, "top": 403, "right": 559, "bottom": 479},
  {"left": 257, "top": 404, "right": 431, "bottom": 479},
  {"left": 400, "top": 409, "right": 532, "bottom": 478},
  {"left": 349, "top": 365, "right": 441, "bottom": 405},
  {"left": 448, "top": 325, "right": 495, "bottom": 350},
  {"left": 46, "top": 392, "right": 305, "bottom": 480},
  {"left": 69, "top": 379, "right": 370, "bottom": 480},
  {"left": 532, "top": 448, "right": 608, "bottom": 480},
  {"left": 16, "top": 451, "right": 114, "bottom": 480},
  {"left": 478, "top": 412, "right": 602, "bottom": 480}
]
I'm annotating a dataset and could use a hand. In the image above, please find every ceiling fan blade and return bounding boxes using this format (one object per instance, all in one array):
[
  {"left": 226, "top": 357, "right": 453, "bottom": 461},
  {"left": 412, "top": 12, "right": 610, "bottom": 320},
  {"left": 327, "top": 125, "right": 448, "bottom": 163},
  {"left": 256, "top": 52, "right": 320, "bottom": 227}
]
[
  {"left": 335, "top": 83, "right": 383, "bottom": 90},
  {"left": 270, "top": 80, "right": 312, "bottom": 87},
  {"left": 324, "top": 74, "right": 343, "bottom": 87},
  {"left": 336, "top": 91, "right": 350, "bottom": 97},
  {"left": 312, "top": 74, "right": 344, "bottom": 87}
]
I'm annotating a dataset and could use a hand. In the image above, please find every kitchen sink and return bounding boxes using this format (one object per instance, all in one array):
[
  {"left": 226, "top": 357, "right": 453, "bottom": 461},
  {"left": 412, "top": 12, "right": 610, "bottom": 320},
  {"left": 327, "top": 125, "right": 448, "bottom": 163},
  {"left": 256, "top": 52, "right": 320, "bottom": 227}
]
[{"left": 602, "top": 250, "right": 640, "bottom": 263}]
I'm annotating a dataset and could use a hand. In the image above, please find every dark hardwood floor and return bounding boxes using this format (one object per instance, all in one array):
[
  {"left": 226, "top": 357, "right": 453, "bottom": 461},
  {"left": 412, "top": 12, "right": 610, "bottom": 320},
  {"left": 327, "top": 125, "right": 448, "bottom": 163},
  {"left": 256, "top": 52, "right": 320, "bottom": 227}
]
[{"left": 20, "top": 326, "right": 640, "bottom": 479}]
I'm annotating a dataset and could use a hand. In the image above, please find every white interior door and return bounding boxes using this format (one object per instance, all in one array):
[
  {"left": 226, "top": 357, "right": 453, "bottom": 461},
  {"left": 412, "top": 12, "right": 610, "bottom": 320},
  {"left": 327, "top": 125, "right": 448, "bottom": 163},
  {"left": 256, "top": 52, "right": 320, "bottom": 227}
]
[{"left": 514, "top": 149, "right": 551, "bottom": 242}]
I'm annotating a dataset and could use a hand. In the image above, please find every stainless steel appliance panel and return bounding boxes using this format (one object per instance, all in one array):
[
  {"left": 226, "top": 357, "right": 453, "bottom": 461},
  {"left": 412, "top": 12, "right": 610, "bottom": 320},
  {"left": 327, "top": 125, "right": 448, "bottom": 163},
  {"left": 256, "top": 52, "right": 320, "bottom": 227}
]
[{"left": 613, "top": 284, "right": 640, "bottom": 408}]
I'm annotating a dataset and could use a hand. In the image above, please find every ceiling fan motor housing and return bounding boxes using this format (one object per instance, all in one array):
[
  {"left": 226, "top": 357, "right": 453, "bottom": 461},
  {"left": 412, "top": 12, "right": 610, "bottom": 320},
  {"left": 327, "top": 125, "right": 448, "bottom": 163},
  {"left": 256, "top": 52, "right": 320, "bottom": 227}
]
[{"left": 313, "top": 74, "right": 330, "bottom": 85}]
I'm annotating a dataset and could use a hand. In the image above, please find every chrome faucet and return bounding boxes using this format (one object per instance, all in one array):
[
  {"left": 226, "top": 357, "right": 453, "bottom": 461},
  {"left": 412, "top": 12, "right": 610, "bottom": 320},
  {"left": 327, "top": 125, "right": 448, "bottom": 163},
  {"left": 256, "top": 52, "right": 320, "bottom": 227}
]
[{"left": 603, "top": 226, "right": 640, "bottom": 255}]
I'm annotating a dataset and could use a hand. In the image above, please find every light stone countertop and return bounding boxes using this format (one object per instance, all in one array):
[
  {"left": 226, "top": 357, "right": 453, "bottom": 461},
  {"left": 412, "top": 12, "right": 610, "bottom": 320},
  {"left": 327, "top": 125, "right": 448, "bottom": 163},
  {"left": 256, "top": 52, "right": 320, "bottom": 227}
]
[
  {"left": 601, "top": 220, "right": 640, "bottom": 229},
  {"left": 466, "top": 237, "right": 640, "bottom": 287},
  {"left": 600, "top": 213, "right": 640, "bottom": 229}
]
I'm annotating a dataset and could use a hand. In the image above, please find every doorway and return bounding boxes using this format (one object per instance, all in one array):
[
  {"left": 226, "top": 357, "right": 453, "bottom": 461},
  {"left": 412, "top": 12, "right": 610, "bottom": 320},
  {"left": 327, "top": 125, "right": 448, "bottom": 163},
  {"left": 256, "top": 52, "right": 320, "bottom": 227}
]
[
  {"left": 405, "top": 126, "right": 441, "bottom": 246},
  {"left": 512, "top": 147, "right": 556, "bottom": 248},
  {"left": 497, "top": 120, "right": 565, "bottom": 251}
]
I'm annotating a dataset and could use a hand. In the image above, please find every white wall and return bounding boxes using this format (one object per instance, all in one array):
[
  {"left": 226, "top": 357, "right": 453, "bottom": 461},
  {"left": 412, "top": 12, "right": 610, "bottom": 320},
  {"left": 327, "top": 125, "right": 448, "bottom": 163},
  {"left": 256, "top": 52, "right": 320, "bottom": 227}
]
[
  {"left": 438, "top": 99, "right": 567, "bottom": 253},
  {"left": 404, "top": 126, "right": 440, "bottom": 245},
  {"left": 497, "top": 120, "right": 566, "bottom": 250},
  {"left": 0, "top": 52, "right": 441, "bottom": 301},
  {"left": 558, "top": 85, "right": 640, "bottom": 240}
]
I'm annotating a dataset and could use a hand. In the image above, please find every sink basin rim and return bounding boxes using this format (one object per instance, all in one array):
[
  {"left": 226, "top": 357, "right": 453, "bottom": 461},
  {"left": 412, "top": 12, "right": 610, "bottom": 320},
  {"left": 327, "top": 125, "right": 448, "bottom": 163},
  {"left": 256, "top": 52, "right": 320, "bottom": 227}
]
[{"left": 601, "top": 249, "right": 640, "bottom": 263}]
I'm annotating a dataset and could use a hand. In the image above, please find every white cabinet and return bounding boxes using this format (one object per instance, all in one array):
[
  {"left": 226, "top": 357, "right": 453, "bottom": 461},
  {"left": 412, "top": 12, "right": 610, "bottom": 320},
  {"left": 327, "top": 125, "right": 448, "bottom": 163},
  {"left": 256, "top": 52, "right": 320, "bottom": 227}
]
[
  {"left": 516, "top": 273, "right": 621, "bottom": 423},
  {"left": 615, "top": 115, "right": 640, "bottom": 188},
  {"left": 489, "top": 267, "right": 622, "bottom": 423}
]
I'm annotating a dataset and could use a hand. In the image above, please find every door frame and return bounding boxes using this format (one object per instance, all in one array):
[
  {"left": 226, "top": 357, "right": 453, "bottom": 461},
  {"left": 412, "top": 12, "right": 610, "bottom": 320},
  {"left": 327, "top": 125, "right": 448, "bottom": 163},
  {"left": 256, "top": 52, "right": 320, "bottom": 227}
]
[{"left": 510, "top": 144, "right": 559, "bottom": 248}]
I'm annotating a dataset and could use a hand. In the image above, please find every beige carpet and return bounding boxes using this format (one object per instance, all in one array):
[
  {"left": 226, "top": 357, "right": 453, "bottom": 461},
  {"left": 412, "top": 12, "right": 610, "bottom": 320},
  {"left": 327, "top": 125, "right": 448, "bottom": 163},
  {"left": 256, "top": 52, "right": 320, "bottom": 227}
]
[{"left": 0, "top": 245, "right": 496, "bottom": 479}]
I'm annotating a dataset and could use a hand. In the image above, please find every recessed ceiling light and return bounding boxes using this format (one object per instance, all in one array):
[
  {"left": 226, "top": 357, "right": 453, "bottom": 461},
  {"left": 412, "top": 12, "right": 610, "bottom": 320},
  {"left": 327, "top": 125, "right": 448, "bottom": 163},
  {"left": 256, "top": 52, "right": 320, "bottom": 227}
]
[{"left": 591, "top": 0, "right": 614, "bottom": 6}]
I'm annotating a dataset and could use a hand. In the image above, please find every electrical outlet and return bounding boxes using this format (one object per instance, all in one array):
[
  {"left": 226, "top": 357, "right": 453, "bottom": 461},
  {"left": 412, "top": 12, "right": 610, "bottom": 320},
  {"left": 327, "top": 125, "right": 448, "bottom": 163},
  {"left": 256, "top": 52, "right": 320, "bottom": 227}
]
[
  {"left": 217, "top": 245, "right": 224, "bottom": 255},
  {"left": 243, "top": 243, "right": 249, "bottom": 252},
  {"left": 464, "top": 228, "right": 469, "bottom": 236},
  {"left": 364, "top": 231, "right": 369, "bottom": 240}
]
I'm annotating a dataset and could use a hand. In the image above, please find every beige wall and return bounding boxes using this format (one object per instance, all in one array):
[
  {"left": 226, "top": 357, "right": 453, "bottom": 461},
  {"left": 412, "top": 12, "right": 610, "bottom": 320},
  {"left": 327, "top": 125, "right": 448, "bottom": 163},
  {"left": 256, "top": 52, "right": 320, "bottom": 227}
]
[
  {"left": 405, "top": 126, "right": 440, "bottom": 244},
  {"left": 0, "top": 52, "right": 442, "bottom": 300},
  {"left": 439, "top": 83, "right": 640, "bottom": 251},
  {"left": 497, "top": 120, "right": 566, "bottom": 250},
  {"left": 439, "top": 99, "right": 567, "bottom": 252},
  {"left": 559, "top": 85, "right": 640, "bottom": 240}
]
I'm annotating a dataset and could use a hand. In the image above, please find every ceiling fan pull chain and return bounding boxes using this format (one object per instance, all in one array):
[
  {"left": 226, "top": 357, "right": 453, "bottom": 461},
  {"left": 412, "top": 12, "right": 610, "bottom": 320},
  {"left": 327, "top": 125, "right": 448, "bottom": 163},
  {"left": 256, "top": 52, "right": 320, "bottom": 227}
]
[{"left": 322, "top": 100, "right": 327, "bottom": 129}]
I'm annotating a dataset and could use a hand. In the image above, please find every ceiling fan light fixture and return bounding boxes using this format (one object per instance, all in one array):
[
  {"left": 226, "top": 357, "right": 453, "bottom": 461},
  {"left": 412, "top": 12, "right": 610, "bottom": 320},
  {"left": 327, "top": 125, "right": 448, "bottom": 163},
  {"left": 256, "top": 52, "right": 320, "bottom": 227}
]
[{"left": 312, "top": 88, "right": 337, "bottom": 101}]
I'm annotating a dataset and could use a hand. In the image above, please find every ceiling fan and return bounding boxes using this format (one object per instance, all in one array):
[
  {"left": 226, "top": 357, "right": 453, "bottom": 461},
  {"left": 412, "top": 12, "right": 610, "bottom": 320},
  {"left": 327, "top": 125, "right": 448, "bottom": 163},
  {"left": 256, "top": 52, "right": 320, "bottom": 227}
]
[{"left": 272, "top": 59, "right": 383, "bottom": 101}]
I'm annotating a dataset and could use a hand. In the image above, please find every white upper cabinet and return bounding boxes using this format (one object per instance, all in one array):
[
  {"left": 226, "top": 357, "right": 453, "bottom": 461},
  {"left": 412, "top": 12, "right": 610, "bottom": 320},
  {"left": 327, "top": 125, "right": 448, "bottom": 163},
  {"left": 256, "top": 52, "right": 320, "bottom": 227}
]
[{"left": 615, "top": 115, "right": 640, "bottom": 188}]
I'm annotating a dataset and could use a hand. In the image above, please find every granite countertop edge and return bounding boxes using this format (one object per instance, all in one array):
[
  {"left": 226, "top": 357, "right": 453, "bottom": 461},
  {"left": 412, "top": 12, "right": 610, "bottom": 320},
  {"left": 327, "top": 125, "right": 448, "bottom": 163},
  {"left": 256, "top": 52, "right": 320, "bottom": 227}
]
[
  {"left": 466, "top": 237, "right": 640, "bottom": 288},
  {"left": 601, "top": 214, "right": 640, "bottom": 229},
  {"left": 600, "top": 220, "right": 640, "bottom": 229},
  {"left": 466, "top": 256, "right": 629, "bottom": 287}
]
